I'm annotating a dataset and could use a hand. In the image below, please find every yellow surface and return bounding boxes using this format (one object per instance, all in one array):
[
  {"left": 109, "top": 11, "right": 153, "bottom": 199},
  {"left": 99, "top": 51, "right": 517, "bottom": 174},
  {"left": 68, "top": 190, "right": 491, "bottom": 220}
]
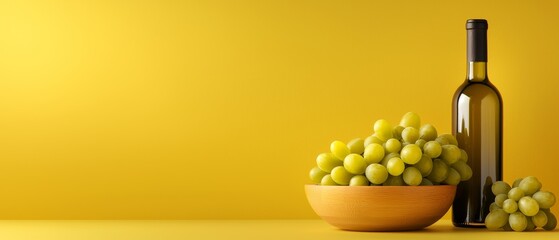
[
  {"left": 0, "top": 220, "right": 557, "bottom": 240},
  {"left": 0, "top": 0, "right": 559, "bottom": 219}
]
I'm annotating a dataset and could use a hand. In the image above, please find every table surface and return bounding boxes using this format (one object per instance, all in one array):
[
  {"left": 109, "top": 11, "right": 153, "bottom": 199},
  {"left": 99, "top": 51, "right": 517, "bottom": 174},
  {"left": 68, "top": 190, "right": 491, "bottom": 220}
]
[{"left": 0, "top": 219, "right": 556, "bottom": 239}]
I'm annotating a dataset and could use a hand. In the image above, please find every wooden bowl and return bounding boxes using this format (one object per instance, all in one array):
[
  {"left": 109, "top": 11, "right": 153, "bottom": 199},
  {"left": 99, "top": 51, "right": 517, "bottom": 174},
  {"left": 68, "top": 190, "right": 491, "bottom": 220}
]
[{"left": 305, "top": 184, "right": 456, "bottom": 231}]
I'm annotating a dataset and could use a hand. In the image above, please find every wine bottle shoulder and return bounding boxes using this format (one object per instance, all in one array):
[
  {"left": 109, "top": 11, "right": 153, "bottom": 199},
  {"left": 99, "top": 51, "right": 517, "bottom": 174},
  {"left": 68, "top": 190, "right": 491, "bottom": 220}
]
[{"left": 453, "top": 80, "right": 502, "bottom": 102}]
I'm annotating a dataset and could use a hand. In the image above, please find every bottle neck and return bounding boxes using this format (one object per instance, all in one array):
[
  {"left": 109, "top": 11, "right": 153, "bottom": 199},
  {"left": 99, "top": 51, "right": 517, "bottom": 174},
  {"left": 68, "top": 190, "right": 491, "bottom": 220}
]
[
  {"left": 466, "top": 20, "right": 488, "bottom": 82},
  {"left": 467, "top": 61, "right": 487, "bottom": 82}
]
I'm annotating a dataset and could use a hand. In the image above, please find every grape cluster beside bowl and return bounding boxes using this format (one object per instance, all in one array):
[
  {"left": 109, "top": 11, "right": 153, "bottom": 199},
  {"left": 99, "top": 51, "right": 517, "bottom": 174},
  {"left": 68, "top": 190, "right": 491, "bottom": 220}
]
[
  {"left": 305, "top": 112, "right": 472, "bottom": 231},
  {"left": 486, "top": 177, "right": 557, "bottom": 231}
]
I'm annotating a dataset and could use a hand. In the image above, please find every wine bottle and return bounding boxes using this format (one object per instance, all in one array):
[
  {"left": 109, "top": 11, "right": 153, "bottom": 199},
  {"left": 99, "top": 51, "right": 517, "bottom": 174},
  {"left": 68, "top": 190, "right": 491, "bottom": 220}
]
[{"left": 452, "top": 19, "right": 503, "bottom": 227}]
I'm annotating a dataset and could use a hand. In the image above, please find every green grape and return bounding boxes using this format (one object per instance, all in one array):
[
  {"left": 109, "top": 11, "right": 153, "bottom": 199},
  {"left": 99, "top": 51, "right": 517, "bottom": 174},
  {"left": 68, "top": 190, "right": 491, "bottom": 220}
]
[
  {"left": 423, "top": 141, "right": 442, "bottom": 158},
  {"left": 392, "top": 126, "right": 405, "bottom": 140},
  {"left": 415, "top": 139, "right": 426, "bottom": 149},
  {"left": 330, "top": 166, "right": 353, "bottom": 185},
  {"left": 321, "top": 174, "right": 338, "bottom": 186},
  {"left": 309, "top": 167, "right": 328, "bottom": 184},
  {"left": 373, "top": 119, "right": 393, "bottom": 141},
  {"left": 420, "top": 178, "right": 433, "bottom": 186},
  {"left": 543, "top": 210, "right": 557, "bottom": 231},
  {"left": 485, "top": 209, "right": 509, "bottom": 230},
  {"left": 489, "top": 202, "right": 501, "bottom": 212},
  {"left": 532, "top": 210, "right": 548, "bottom": 228},
  {"left": 509, "top": 212, "right": 528, "bottom": 232},
  {"left": 532, "top": 191, "right": 556, "bottom": 209},
  {"left": 381, "top": 152, "right": 400, "bottom": 166},
  {"left": 347, "top": 138, "right": 365, "bottom": 154},
  {"left": 349, "top": 175, "right": 370, "bottom": 186},
  {"left": 512, "top": 178, "right": 523, "bottom": 188},
  {"left": 438, "top": 133, "right": 458, "bottom": 146},
  {"left": 343, "top": 154, "right": 367, "bottom": 175},
  {"left": 402, "top": 127, "right": 419, "bottom": 143},
  {"left": 365, "top": 163, "right": 388, "bottom": 184},
  {"left": 403, "top": 167, "right": 422, "bottom": 186},
  {"left": 364, "top": 135, "right": 384, "bottom": 147},
  {"left": 383, "top": 175, "right": 405, "bottom": 186},
  {"left": 518, "top": 196, "right": 540, "bottom": 216},
  {"left": 435, "top": 136, "right": 449, "bottom": 146},
  {"left": 495, "top": 194, "right": 508, "bottom": 207},
  {"left": 502, "top": 222, "right": 513, "bottom": 231},
  {"left": 387, "top": 157, "right": 405, "bottom": 176},
  {"left": 363, "top": 143, "right": 385, "bottom": 164},
  {"left": 525, "top": 217, "right": 536, "bottom": 231},
  {"left": 508, "top": 187, "right": 525, "bottom": 201},
  {"left": 316, "top": 153, "right": 342, "bottom": 173},
  {"left": 419, "top": 124, "right": 438, "bottom": 141},
  {"left": 399, "top": 112, "right": 421, "bottom": 129},
  {"left": 451, "top": 161, "right": 472, "bottom": 181},
  {"left": 440, "top": 145, "right": 461, "bottom": 165},
  {"left": 519, "top": 176, "right": 542, "bottom": 196},
  {"left": 492, "top": 181, "right": 512, "bottom": 195},
  {"left": 384, "top": 138, "right": 402, "bottom": 153},
  {"left": 400, "top": 144, "right": 422, "bottom": 164},
  {"left": 415, "top": 154, "right": 433, "bottom": 177},
  {"left": 443, "top": 167, "right": 461, "bottom": 186},
  {"left": 330, "top": 140, "right": 350, "bottom": 161},
  {"left": 427, "top": 159, "right": 449, "bottom": 183},
  {"left": 459, "top": 149, "right": 468, "bottom": 162},
  {"left": 502, "top": 199, "right": 518, "bottom": 214}
]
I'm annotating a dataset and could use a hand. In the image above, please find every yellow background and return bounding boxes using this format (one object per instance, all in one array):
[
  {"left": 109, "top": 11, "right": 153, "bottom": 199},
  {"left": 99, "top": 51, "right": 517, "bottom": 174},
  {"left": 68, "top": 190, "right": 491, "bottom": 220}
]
[{"left": 0, "top": 0, "right": 558, "bottom": 219}]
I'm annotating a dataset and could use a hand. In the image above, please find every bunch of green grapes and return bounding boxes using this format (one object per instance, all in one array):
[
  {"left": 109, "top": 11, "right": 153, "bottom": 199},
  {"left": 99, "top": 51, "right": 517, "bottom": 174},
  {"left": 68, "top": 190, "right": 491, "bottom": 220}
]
[
  {"left": 309, "top": 112, "right": 473, "bottom": 187},
  {"left": 486, "top": 177, "right": 557, "bottom": 231}
]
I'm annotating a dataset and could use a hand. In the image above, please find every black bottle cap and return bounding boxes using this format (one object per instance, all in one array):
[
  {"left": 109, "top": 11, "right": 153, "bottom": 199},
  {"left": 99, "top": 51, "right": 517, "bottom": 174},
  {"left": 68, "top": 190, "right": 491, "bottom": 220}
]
[
  {"left": 466, "top": 19, "right": 488, "bottom": 62},
  {"left": 466, "top": 19, "right": 488, "bottom": 30}
]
